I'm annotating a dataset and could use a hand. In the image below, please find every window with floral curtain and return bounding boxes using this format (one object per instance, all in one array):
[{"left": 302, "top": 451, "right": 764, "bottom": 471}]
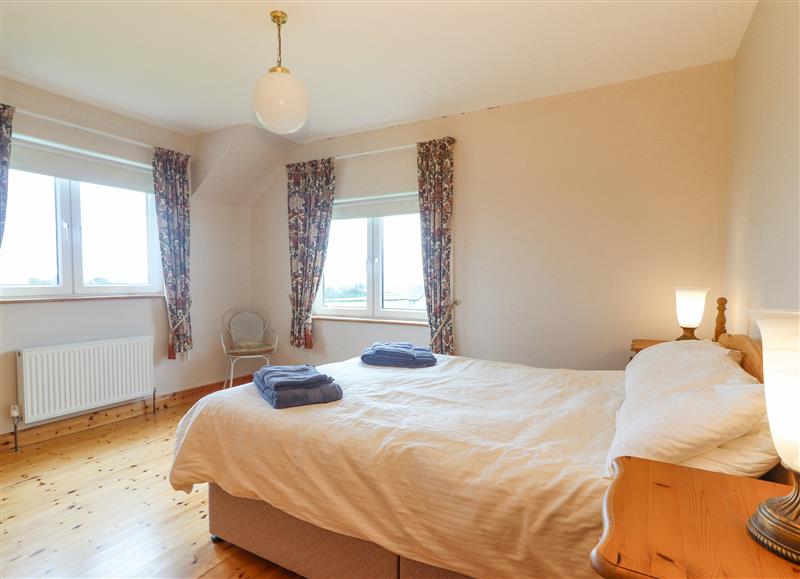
[
  {"left": 417, "top": 137, "right": 456, "bottom": 354},
  {"left": 153, "top": 147, "right": 192, "bottom": 358},
  {"left": 287, "top": 157, "right": 335, "bottom": 348}
]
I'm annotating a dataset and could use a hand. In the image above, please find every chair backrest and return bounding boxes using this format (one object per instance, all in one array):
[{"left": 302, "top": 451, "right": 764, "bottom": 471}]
[{"left": 225, "top": 307, "right": 269, "bottom": 349}]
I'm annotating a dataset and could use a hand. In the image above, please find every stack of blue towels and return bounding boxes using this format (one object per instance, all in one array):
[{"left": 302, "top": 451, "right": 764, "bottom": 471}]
[
  {"left": 253, "top": 365, "right": 342, "bottom": 409},
  {"left": 360, "top": 342, "right": 437, "bottom": 368}
]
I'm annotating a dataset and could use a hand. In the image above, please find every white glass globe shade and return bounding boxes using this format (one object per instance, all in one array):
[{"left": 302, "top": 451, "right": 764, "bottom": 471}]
[{"left": 253, "top": 71, "right": 309, "bottom": 135}]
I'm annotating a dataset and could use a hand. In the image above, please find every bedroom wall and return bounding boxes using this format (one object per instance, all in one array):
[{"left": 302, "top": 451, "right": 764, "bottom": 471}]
[
  {"left": 0, "top": 79, "right": 257, "bottom": 433},
  {"left": 251, "top": 61, "right": 734, "bottom": 371},
  {"left": 726, "top": 0, "right": 800, "bottom": 333}
]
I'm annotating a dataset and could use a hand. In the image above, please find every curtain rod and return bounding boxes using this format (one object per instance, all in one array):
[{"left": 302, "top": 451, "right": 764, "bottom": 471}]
[
  {"left": 12, "top": 133, "right": 153, "bottom": 171},
  {"left": 14, "top": 108, "right": 156, "bottom": 150},
  {"left": 333, "top": 143, "right": 416, "bottom": 161}
]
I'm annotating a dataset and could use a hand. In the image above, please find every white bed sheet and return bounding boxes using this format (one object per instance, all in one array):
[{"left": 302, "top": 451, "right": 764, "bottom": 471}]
[{"left": 170, "top": 355, "right": 625, "bottom": 578}]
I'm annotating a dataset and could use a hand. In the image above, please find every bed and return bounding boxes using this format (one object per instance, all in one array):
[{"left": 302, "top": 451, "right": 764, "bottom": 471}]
[{"left": 169, "top": 312, "right": 771, "bottom": 579}]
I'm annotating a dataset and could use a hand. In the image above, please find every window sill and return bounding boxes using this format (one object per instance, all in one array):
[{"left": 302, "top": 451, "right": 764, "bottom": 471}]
[
  {"left": 312, "top": 315, "right": 429, "bottom": 327},
  {"left": 0, "top": 293, "right": 163, "bottom": 305}
]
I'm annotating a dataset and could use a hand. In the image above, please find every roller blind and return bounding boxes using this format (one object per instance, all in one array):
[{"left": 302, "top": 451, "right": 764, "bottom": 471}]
[
  {"left": 334, "top": 146, "right": 417, "bottom": 201},
  {"left": 333, "top": 192, "right": 419, "bottom": 220},
  {"left": 10, "top": 139, "right": 153, "bottom": 193}
]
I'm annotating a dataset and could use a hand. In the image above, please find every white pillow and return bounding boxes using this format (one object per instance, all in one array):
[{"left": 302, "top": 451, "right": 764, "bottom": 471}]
[
  {"left": 624, "top": 339, "right": 746, "bottom": 395},
  {"left": 680, "top": 412, "right": 779, "bottom": 477},
  {"left": 604, "top": 340, "right": 765, "bottom": 477}
]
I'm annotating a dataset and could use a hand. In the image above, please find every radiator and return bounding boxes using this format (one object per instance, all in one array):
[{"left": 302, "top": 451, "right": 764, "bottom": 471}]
[{"left": 17, "top": 336, "right": 154, "bottom": 425}]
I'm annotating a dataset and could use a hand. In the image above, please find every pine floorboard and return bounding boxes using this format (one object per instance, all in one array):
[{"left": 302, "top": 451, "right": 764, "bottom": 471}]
[{"left": 0, "top": 402, "right": 299, "bottom": 579}]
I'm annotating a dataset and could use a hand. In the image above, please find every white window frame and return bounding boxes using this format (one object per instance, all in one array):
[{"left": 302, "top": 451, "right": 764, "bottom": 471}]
[
  {"left": 0, "top": 177, "right": 73, "bottom": 298},
  {"left": 314, "top": 217, "right": 373, "bottom": 318},
  {"left": 314, "top": 213, "right": 427, "bottom": 322},
  {"left": 0, "top": 169, "right": 163, "bottom": 299},
  {"left": 373, "top": 216, "right": 427, "bottom": 321},
  {"left": 69, "top": 181, "right": 162, "bottom": 295}
]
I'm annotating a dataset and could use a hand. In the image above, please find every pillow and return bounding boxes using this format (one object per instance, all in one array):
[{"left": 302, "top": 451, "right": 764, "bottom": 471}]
[
  {"left": 623, "top": 339, "right": 746, "bottom": 395},
  {"left": 604, "top": 340, "right": 765, "bottom": 477},
  {"left": 680, "top": 412, "right": 779, "bottom": 477}
]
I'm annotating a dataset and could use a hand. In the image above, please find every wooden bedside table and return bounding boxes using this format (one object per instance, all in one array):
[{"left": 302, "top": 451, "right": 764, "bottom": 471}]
[
  {"left": 591, "top": 456, "right": 799, "bottom": 578},
  {"left": 630, "top": 339, "right": 666, "bottom": 356}
]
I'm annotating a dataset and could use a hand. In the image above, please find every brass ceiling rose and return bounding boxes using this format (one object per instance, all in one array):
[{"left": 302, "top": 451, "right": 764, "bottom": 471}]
[{"left": 270, "top": 10, "right": 287, "bottom": 26}]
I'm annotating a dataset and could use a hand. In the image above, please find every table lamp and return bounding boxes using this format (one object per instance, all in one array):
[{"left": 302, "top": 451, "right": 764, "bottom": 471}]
[
  {"left": 674, "top": 288, "right": 709, "bottom": 340},
  {"left": 747, "top": 310, "right": 800, "bottom": 563}
]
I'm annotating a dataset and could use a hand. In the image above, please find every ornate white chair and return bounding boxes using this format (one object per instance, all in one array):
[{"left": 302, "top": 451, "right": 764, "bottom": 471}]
[{"left": 219, "top": 306, "right": 278, "bottom": 388}]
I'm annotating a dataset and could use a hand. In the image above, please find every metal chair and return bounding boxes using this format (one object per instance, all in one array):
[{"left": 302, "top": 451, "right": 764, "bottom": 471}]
[{"left": 220, "top": 306, "right": 278, "bottom": 388}]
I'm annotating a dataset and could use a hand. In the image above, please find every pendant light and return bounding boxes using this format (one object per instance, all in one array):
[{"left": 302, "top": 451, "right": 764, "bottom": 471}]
[{"left": 253, "top": 10, "right": 309, "bottom": 135}]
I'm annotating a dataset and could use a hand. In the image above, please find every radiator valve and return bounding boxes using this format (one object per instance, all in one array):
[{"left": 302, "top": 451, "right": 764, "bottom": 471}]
[{"left": 10, "top": 405, "right": 22, "bottom": 453}]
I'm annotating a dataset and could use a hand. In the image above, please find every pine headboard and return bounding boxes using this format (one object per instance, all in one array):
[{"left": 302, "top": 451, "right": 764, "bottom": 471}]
[{"left": 713, "top": 296, "right": 764, "bottom": 383}]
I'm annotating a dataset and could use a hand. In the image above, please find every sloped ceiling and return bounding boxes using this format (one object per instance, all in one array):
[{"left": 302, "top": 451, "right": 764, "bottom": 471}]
[
  {"left": 191, "top": 124, "right": 296, "bottom": 206},
  {"left": 2, "top": 2, "right": 757, "bottom": 142}
]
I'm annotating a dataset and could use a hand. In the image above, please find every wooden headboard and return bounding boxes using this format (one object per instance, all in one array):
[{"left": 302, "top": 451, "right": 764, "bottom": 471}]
[
  {"left": 709, "top": 298, "right": 784, "bottom": 482},
  {"left": 712, "top": 296, "right": 764, "bottom": 383}
]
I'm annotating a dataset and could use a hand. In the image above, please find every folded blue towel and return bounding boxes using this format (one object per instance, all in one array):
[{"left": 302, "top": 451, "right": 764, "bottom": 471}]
[
  {"left": 361, "top": 343, "right": 437, "bottom": 368},
  {"left": 361, "top": 352, "right": 437, "bottom": 368},
  {"left": 257, "top": 364, "right": 314, "bottom": 374},
  {"left": 370, "top": 342, "right": 416, "bottom": 360},
  {"left": 254, "top": 364, "right": 333, "bottom": 391},
  {"left": 256, "top": 381, "right": 343, "bottom": 409}
]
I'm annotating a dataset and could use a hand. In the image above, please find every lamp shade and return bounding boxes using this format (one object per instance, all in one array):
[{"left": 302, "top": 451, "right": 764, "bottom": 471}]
[
  {"left": 675, "top": 287, "right": 708, "bottom": 329},
  {"left": 753, "top": 310, "right": 800, "bottom": 472},
  {"left": 253, "top": 70, "right": 309, "bottom": 135}
]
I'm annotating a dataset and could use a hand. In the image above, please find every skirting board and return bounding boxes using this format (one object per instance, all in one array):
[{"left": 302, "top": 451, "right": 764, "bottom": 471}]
[{"left": 0, "top": 374, "right": 253, "bottom": 452}]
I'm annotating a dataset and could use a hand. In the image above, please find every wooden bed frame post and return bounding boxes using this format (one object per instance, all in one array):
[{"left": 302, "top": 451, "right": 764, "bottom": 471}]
[{"left": 715, "top": 297, "right": 728, "bottom": 341}]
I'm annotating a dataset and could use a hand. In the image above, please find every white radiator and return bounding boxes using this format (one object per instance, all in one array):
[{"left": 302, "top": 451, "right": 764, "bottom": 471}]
[{"left": 17, "top": 336, "right": 154, "bottom": 425}]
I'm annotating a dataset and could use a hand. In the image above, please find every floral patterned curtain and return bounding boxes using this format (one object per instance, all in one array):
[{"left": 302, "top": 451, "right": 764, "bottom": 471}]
[
  {"left": 0, "top": 104, "right": 16, "bottom": 249},
  {"left": 287, "top": 158, "right": 335, "bottom": 348},
  {"left": 417, "top": 137, "right": 456, "bottom": 354},
  {"left": 153, "top": 147, "right": 192, "bottom": 358}
]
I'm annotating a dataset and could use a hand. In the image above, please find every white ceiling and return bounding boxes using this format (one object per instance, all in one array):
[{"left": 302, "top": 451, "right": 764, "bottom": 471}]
[{"left": 1, "top": 1, "right": 756, "bottom": 142}]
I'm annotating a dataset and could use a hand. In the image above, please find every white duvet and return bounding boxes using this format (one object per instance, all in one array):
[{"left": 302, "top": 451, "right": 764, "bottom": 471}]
[{"left": 170, "top": 356, "right": 624, "bottom": 578}]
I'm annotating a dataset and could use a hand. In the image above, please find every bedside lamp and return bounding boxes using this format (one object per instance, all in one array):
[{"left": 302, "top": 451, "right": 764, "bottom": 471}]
[
  {"left": 674, "top": 287, "right": 709, "bottom": 340},
  {"left": 747, "top": 310, "right": 800, "bottom": 563}
]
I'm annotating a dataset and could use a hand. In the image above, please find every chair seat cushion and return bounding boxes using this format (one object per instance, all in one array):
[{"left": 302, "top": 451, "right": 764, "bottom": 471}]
[{"left": 229, "top": 345, "right": 275, "bottom": 356}]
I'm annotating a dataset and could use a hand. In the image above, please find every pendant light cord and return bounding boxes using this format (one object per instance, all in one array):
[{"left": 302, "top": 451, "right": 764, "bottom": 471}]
[{"left": 276, "top": 20, "right": 282, "bottom": 67}]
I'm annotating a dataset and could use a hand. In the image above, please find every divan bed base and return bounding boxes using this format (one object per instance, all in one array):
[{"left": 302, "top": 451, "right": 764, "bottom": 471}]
[{"left": 208, "top": 484, "right": 470, "bottom": 579}]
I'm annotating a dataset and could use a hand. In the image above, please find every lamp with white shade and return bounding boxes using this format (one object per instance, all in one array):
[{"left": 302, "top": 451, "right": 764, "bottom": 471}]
[
  {"left": 252, "top": 10, "right": 309, "bottom": 135},
  {"left": 747, "top": 310, "right": 800, "bottom": 563},
  {"left": 674, "top": 287, "right": 709, "bottom": 340}
]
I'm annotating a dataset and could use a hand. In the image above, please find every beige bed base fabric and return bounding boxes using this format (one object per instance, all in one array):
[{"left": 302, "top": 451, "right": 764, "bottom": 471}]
[{"left": 209, "top": 484, "right": 469, "bottom": 579}]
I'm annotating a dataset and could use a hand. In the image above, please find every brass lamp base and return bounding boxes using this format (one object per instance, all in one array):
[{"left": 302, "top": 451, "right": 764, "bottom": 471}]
[
  {"left": 747, "top": 468, "right": 800, "bottom": 564},
  {"left": 675, "top": 327, "right": 698, "bottom": 341}
]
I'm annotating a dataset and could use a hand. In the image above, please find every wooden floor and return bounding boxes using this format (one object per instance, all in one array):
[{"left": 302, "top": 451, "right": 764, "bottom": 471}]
[{"left": 0, "top": 402, "right": 299, "bottom": 578}]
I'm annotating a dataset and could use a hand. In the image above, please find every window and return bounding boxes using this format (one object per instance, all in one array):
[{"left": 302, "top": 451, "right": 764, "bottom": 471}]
[
  {"left": 322, "top": 218, "right": 369, "bottom": 310},
  {"left": 380, "top": 213, "right": 426, "bottom": 313},
  {"left": 74, "top": 182, "right": 159, "bottom": 289},
  {"left": 0, "top": 169, "right": 162, "bottom": 298},
  {"left": 0, "top": 171, "right": 61, "bottom": 289},
  {"left": 315, "top": 210, "right": 427, "bottom": 321}
]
